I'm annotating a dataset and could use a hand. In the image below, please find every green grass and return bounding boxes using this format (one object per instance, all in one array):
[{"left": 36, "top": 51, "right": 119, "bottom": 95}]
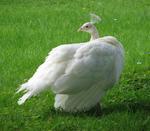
[{"left": 0, "top": 0, "right": 150, "bottom": 130}]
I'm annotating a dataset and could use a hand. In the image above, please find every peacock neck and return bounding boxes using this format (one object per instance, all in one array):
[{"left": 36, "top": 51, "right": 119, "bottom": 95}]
[{"left": 90, "top": 27, "right": 99, "bottom": 41}]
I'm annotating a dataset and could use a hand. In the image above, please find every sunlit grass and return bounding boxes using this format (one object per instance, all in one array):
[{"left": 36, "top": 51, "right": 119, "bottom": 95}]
[{"left": 0, "top": 0, "right": 150, "bottom": 130}]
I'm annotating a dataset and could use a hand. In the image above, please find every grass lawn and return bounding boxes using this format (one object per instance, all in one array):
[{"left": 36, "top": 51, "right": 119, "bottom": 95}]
[{"left": 0, "top": 0, "right": 150, "bottom": 130}]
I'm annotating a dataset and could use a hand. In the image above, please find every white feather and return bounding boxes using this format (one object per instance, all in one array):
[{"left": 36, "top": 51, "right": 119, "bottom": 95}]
[
  {"left": 90, "top": 13, "right": 101, "bottom": 24},
  {"left": 17, "top": 36, "right": 124, "bottom": 112}
]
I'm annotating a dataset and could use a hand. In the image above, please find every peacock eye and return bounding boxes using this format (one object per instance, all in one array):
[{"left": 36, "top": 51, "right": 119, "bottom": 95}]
[{"left": 85, "top": 25, "right": 89, "bottom": 28}]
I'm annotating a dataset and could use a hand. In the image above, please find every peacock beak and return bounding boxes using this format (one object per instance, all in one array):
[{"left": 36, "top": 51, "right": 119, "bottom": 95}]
[{"left": 77, "top": 27, "right": 83, "bottom": 32}]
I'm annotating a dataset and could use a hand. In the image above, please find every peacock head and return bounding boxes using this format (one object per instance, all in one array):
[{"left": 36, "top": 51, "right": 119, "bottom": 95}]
[
  {"left": 78, "top": 22, "right": 96, "bottom": 33},
  {"left": 77, "top": 14, "right": 101, "bottom": 41}
]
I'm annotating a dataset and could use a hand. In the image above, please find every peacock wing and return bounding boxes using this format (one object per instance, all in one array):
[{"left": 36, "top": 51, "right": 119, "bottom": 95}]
[{"left": 52, "top": 40, "right": 117, "bottom": 94}]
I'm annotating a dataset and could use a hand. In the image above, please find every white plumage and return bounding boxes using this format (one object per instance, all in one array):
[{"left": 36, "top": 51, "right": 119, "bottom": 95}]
[{"left": 17, "top": 15, "right": 124, "bottom": 112}]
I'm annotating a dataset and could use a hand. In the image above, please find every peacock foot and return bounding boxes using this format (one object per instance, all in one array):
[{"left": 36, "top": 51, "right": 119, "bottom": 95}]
[{"left": 87, "top": 103, "right": 102, "bottom": 116}]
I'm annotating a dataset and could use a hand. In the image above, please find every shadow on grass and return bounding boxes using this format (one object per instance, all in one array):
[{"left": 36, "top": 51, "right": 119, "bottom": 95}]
[
  {"left": 102, "top": 100, "right": 150, "bottom": 116},
  {"left": 42, "top": 100, "right": 150, "bottom": 119}
]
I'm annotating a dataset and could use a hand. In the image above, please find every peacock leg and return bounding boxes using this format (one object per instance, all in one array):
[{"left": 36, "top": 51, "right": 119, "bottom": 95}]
[
  {"left": 87, "top": 103, "right": 102, "bottom": 116},
  {"left": 94, "top": 103, "right": 102, "bottom": 115}
]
